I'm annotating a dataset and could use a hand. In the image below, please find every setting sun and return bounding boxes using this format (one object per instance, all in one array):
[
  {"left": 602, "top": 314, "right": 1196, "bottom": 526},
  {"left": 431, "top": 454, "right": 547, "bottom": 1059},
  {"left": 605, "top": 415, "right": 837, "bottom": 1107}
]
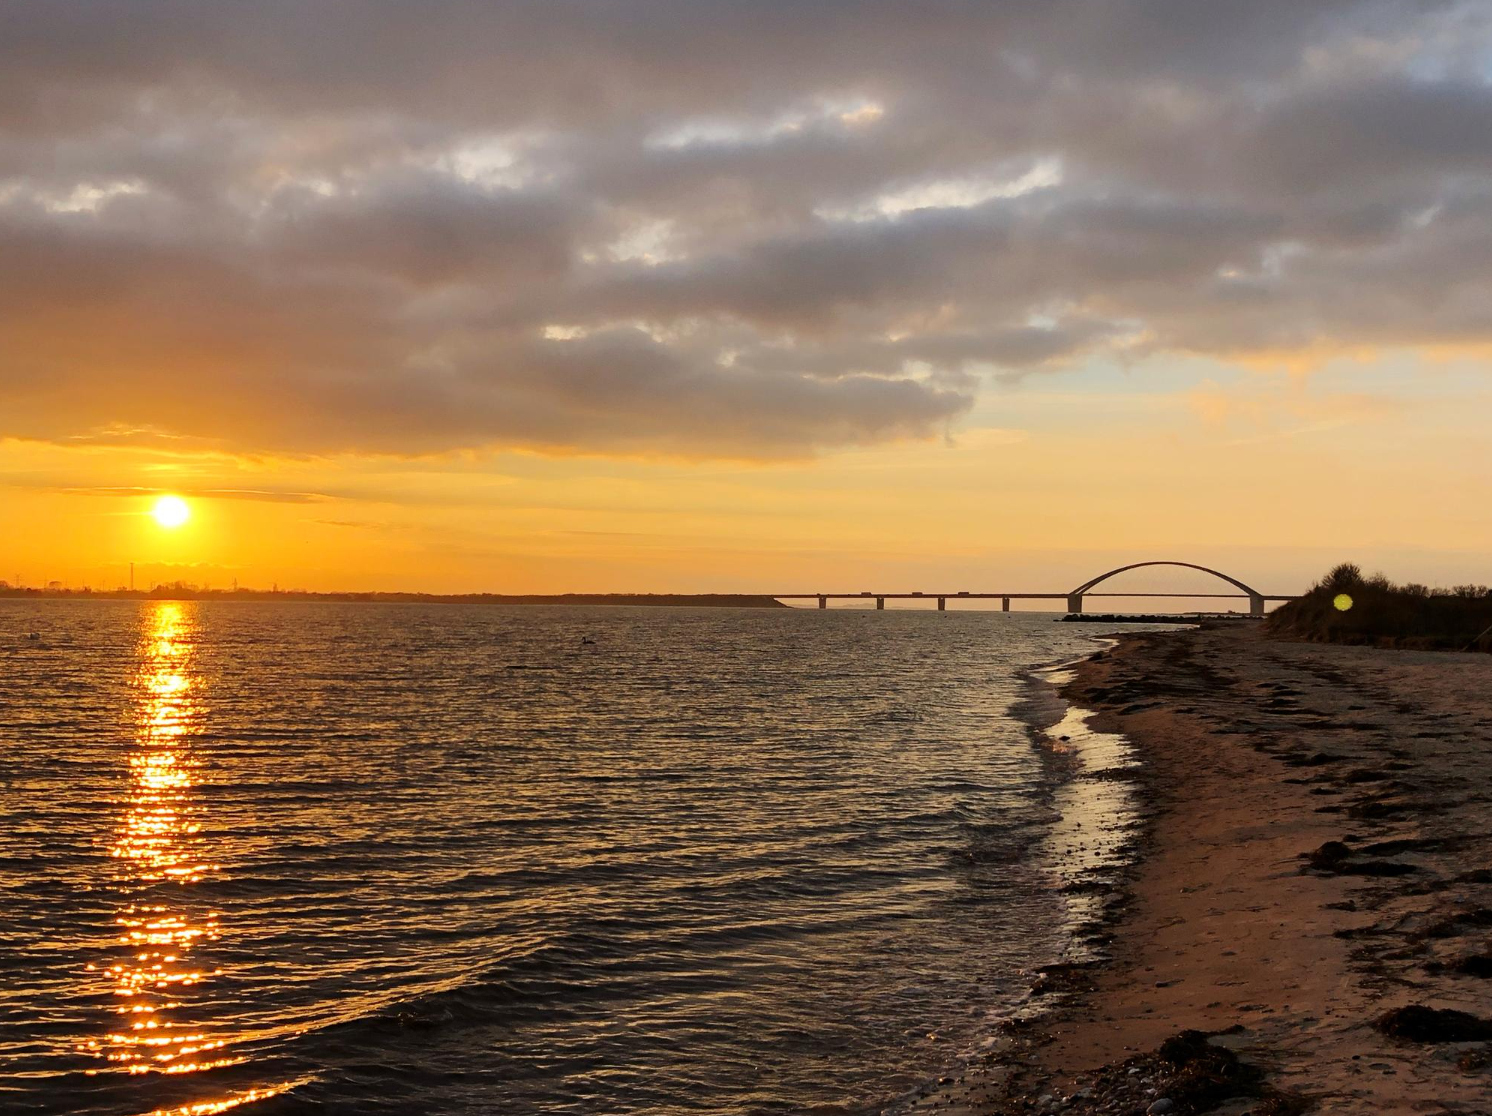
[{"left": 152, "top": 495, "right": 191, "bottom": 530}]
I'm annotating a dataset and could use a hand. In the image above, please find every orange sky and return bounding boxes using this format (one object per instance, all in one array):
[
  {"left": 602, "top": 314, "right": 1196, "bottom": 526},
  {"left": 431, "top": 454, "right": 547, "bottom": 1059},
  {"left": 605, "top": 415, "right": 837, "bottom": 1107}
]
[{"left": 6, "top": 349, "right": 1489, "bottom": 598}]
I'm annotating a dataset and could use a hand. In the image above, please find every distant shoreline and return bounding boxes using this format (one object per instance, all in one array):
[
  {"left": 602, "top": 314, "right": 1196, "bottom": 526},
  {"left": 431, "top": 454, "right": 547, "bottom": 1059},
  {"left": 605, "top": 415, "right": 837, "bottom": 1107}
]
[{"left": 0, "top": 589, "right": 790, "bottom": 608}]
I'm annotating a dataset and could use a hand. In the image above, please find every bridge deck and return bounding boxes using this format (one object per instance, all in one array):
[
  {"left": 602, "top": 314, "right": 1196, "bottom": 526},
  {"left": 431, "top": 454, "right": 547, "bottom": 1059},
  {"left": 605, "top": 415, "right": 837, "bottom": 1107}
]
[
  {"left": 770, "top": 592, "right": 1294, "bottom": 600},
  {"left": 775, "top": 563, "right": 1297, "bottom": 615}
]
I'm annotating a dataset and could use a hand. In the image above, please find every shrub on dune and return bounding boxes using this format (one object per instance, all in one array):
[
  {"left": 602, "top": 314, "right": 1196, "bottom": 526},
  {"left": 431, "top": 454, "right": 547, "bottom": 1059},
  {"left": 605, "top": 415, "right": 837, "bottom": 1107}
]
[{"left": 1266, "top": 565, "right": 1492, "bottom": 652}]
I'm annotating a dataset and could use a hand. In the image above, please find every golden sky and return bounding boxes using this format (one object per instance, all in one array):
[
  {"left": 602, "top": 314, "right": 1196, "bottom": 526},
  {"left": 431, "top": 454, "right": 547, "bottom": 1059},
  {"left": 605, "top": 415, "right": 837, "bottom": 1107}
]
[
  {"left": 6, "top": 349, "right": 1489, "bottom": 597},
  {"left": 3, "top": 2, "right": 1490, "bottom": 597}
]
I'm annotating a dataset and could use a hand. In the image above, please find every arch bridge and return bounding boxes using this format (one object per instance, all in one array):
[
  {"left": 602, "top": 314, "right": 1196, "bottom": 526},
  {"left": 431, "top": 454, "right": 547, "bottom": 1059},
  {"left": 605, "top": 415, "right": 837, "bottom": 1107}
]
[
  {"left": 1064, "top": 561, "right": 1269, "bottom": 616},
  {"left": 772, "top": 561, "right": 1293, "bottom": 616}
]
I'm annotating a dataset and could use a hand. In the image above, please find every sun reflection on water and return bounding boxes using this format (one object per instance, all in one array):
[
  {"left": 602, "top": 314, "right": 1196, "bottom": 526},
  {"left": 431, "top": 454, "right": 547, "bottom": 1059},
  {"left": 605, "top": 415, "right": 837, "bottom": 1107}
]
[
  {"left": 139, "top": 1080, "right": 308, "bottom": 1116},
  {"left": 81, "top": 604, "right": 239, "bottom": 1082}
]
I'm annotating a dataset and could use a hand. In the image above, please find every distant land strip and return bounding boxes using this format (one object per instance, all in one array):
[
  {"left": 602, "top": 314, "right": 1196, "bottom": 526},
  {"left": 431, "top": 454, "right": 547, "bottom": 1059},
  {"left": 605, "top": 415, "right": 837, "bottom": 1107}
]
[{"left": 0, "top": 587, "right": 789, "bottom": 608}]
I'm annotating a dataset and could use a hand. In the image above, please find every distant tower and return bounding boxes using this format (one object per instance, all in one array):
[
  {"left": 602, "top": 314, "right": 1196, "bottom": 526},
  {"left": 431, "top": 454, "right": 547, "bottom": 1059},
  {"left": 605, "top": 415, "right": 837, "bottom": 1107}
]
[{"left": 130, "top": 562, "right": 135, "bottom": 591}]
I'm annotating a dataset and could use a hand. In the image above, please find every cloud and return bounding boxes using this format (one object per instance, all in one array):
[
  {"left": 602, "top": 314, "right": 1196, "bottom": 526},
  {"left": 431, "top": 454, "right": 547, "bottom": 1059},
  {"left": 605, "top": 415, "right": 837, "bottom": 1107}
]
[
  {"left": 0, "top": 0, "right": 1488, "bottom": 458},
  {"left": 0, "top": 478, "right": 336, "bottom": 504}
]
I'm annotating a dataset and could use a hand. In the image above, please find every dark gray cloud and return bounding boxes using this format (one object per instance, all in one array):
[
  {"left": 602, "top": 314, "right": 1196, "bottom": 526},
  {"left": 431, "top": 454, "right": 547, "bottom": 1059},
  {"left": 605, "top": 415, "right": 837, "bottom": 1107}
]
[{"left": 0, "top": 0, "right": 1488, "bottom": 457}]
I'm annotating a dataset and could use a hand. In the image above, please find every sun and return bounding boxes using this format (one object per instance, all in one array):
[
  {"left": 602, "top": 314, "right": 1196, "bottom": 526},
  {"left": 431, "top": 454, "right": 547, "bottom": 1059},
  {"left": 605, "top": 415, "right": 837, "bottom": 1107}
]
[{"left": 152, "top": 495, "right": 191, "bottom": 530}]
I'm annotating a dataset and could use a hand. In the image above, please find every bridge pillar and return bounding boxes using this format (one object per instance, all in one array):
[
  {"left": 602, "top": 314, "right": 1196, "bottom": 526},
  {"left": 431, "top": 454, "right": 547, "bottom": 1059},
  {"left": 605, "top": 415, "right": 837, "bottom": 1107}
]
[
  {"left": 1249, "top": 594, "right": 1265, "bottom": 618},
  {"left": 1067, "top": 594, "right": 1083, "bottom": 614},
  {"left": 876, "top": 596, "right": 885, "bottom": 610},
  {"left": 937, "top": 597, "right": 946, "bottom": 611},
  {"left": 1001, "top": 596, "right": 1010, "bottom": 612},
  {"left": 818, "top": 595, "right": 827, "bottom": 610}
]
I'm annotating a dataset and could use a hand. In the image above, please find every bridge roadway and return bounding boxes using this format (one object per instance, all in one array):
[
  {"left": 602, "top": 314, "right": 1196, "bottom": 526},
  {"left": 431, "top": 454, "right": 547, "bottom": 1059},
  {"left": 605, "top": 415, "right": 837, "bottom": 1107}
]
[
  {"left": 772, "top": 563, "right": 1296, "bottom": 617},
  {"left": 772, "top": 591, "right": 1296, "bottom": 615}
]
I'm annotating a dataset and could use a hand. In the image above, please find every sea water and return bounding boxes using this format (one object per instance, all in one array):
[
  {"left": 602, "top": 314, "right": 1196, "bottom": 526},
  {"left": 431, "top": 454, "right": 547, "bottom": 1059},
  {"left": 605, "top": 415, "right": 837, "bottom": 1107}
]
[{"left": 0, "top": 601, "right": 1159, "bottom": 1115}]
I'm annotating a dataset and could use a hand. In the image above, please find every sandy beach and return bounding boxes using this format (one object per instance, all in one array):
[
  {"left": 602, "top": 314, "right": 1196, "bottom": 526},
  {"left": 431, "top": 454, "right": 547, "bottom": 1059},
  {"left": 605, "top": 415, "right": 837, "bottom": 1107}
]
[{"left": 906, "top": 621, "right": 1492, "bottom": 1115}]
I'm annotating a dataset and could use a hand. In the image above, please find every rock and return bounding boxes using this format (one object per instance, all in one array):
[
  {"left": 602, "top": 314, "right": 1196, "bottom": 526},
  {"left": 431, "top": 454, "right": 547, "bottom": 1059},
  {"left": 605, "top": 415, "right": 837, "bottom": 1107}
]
[
  {"left": 1148, "top": 1101, "right": 1174, "bottom": 1115},
  {"left": 1302, "top": 840, "right": 1353, "bottom": 870}
]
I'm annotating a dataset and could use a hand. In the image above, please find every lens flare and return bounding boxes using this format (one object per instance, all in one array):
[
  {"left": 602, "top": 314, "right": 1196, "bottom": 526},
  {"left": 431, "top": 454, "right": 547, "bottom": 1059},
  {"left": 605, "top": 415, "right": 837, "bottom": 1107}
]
[{"left": 1333, "top": 593, "right": 1354, "bottom": 611}]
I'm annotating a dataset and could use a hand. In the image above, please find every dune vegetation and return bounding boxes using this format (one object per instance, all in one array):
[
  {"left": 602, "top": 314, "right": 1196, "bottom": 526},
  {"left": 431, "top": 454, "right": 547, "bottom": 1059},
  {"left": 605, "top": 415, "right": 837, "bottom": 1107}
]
[{"left": 1266, "top": 564, "right": 1492, "bottom": 652}]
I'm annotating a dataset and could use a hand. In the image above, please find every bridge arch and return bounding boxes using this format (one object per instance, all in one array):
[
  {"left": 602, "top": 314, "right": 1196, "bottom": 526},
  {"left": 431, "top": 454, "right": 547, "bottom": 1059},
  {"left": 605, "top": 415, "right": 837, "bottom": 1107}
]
[{"left": 1067, "top": 561, "right": 1265, "bottom": 616}]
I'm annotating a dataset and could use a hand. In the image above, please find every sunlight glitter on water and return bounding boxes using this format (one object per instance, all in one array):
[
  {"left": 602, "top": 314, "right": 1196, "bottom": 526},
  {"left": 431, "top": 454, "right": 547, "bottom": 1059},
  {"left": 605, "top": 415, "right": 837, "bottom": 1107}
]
[
  {"left": 84, "top": 605, "right": 233, "bottom": 1085},
  {"left": 2, "top": 602, "right": 1179, "bottom": 1116}
]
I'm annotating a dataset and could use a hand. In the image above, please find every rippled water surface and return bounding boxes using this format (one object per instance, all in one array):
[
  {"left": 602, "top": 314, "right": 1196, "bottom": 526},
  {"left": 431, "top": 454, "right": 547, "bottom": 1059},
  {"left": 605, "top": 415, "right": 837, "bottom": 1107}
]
[{"left": 0, "top": 602, "right": 1152, "bottom": 1115}]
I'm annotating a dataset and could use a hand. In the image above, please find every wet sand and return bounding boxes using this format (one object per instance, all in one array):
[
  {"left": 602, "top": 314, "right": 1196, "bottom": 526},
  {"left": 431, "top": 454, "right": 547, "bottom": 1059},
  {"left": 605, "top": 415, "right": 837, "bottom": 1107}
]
[{"left": 904, "top": 621, "right": 1492, "bottom": 1115}]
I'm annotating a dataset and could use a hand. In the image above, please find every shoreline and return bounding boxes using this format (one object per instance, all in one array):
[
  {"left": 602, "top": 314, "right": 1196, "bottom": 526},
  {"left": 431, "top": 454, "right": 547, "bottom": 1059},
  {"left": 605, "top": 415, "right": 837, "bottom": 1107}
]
[
  {"left": 888, "top": 638, "right": 1153, "bottom": 1114},
  {"left": 898, "top": 621, "right": 1492, "bottom": 1114}
]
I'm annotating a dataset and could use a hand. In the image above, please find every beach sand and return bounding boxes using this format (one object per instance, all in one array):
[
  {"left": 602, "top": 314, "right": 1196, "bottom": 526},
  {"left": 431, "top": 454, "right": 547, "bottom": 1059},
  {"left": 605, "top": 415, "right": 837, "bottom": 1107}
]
[{"left": 904, "top": 622, "right": 1492, "bottom": 1115}]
